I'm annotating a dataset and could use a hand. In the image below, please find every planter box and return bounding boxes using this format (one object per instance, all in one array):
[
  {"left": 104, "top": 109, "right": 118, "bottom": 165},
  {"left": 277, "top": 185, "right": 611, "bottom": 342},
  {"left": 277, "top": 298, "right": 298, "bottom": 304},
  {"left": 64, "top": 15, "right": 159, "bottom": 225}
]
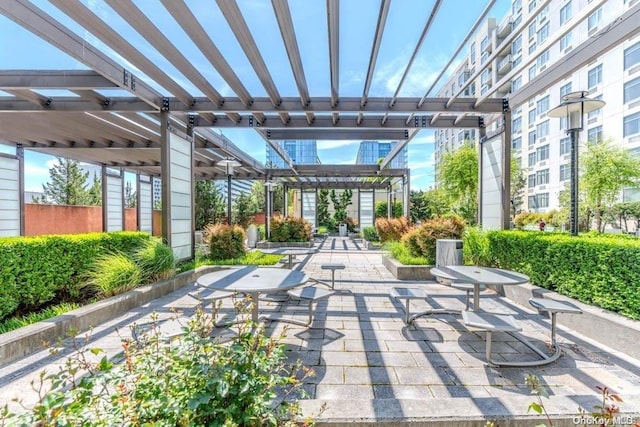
[
  {"left": 365, "top": 241, "right": 383, "bottom": 250},
  {"left": 381, "top": 253, "right": 434, "bottom": 280},
  {"left": 256, "top": 240, "right": 314, "bottom": 249},
  {"left": 0, "top": 266, "right": 224, "bottom": 367}
]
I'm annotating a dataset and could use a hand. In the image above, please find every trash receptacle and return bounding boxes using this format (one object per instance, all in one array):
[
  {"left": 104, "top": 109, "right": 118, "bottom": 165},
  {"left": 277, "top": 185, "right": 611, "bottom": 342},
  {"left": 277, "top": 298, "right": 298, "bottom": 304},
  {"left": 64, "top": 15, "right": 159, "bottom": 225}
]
[
  {"left": 338, "top": 223, "right": 347, "bottom": 237},
  {"left": 436, "top": 239, "right": 463, "bottom": 267},
  {"left": 247, "top": 224, "right": 259, "bottom": 248}
]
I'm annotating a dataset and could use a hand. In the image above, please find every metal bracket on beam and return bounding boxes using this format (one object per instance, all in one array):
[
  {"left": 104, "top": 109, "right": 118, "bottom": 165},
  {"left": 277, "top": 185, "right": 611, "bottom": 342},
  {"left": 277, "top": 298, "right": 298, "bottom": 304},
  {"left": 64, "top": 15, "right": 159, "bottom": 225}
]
[
  {"left": 43, "top": 97, "right": 52, "bottom": 108},
  {"left": 413, "top": 115, "right": 428, "bottom": 128},
  {"left": 187, "top": 114, "right": 195, "bottom": 136},
  {"left": 161, "top": 97, "right": 170, "bottom": 111},
  {"left": 248, "top": 115, "right": 254, "bottom": 127},
  {"left": 502, "top": 98, "right": 509, "bottom": 113},
  {"left": 123, "top": 69, "right": 129, "bottom": 86},
  {"left": 479, "top": 117, "right": 485, "bottom": 129},
  {"left": 102, "top": 98, "right": 111, "bottom": 108},
  {"left": 404, "top": 130, "right": 409, "bottom": 139}
]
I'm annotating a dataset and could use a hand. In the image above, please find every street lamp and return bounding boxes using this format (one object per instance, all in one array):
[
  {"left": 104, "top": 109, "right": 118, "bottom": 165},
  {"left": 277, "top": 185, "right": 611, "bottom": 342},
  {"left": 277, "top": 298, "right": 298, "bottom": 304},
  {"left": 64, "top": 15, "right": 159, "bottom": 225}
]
[
  {"left": 548, "top": 91, "right": 605, "bottom": 236},
  {"left": 217, "top": 158, "right": 241, "bottom": 224}
]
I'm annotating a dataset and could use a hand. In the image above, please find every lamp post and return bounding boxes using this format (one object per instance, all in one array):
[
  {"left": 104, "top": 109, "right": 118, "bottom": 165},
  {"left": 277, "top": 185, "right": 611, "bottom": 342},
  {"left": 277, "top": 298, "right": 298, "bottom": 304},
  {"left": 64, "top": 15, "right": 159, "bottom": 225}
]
[
  {"left": 218, "top": 158, "right": 241, "bottom": 225},
  {"left": 548, "top": 91, "right": 605, "bottom": 236}
]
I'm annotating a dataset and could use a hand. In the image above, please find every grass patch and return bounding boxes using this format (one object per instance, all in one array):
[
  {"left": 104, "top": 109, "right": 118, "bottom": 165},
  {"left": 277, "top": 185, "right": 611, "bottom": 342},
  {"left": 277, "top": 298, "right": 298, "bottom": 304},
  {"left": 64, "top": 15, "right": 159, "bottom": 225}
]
[
  {"left": 177, "top": 251, "right": 283, "bottom": 272},
  {"left": 0, "top": 302, "right": 81, "bottom": 334},
  {"left": 385, "top": 241, "right": 431, "bottom": 265}
]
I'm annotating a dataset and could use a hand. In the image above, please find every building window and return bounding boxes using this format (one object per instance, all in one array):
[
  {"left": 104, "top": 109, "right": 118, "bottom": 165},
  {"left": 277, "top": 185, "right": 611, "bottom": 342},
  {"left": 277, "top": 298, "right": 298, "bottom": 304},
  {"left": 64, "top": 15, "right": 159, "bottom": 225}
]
[
  {"left": 587, "top": 95, "right": 603, "bottom": 121},
  {"left": 528, "top": 195, "right": 537, "bottom": 208},
  {"left": 560, "top": 116, "right": 568, "bottom": 131},
  {"left": 512, "top": 76, "right": 522, "bottom": 91},
  {"left": 528, "top": 174, "right": 536, "bottom": 188},
  {"left": 588, "top": 64, "right": 602, "bottom": 89},
  {"left": 624, "top": 42, "right": 640, "bottom": 70},
  {"left": 560, "top": 82, "right": 572, "bottom": 98},
  {"left": 512, "top": 35, "right": 522, "bottom": 56},
  {"left": 560, "top": 136, "right": 571, "bottom": 155},
  {"left": 470, "top": 42, "right": 476, "bottom": 63},
  {"left": 529, "top": 0, "right": 537, "bottom": 12},
  {"left": 528, "top": 131, "right": 536, "bottom": 147},
  {"left": 587, "top": 125, "right": 603, "bottom": 144},
  {"left": 512, "top": 136, "right": 522, "bottom": 150},
  {"left": 588, "top": 6, "right": 602, "bottom": 32},
  {"left": 481, "top": 36, "right": 489, "bottom": 52},
  {"left": 560, "top": 31, "right": 573, "bottom": 51},
  {"left": 513, "top": 0, "right": 522, "bottom": 14},
  {"left": 537, "top": 144, "right": 549, "bottom": 161},
  {"left": 528, "top": 152, "right": 537, "bottom": 166},
  {"left": 536, "top": 50, "right": 549, "bottom": 69},
  {"left": 529, "top": 41, "right": 537, "bottom": 55},
  {"left": 528, "top": 22, "right": 536, "bottom": 40},
  {"left": 513, "top": 117, "right": 522, "bottom": 133},
  {"left": 560, "top": 164, "right": 570, "bottom": 181},
  {"left": 624, "top": 76, "right": 640, "bottom": 104},
  {"left": 513, "top": 13, "right": 522, "bottom": 28},
  {"left": 538, "top": 193, "right": 549, "bottom": 208},
  {"left": 536, "top": 95, "right": 550, "bottom": 115},
  {"left": 536, "top": 169, "right": 550, "bottom": 185},
  {"left": 624, "top": 112, "right": 640, "bottom": 137},
  {"left": 536, "top": 120, "right": 549, "bottom": 137},
  {"left": 529, "top": 108, "right": 536, "bottom": 124},
  {"left": 537, "top": 22, "right": 549, "bottom": 44},
  {"left": 529, "top": 64, "right": 537, "bottom": 81},
  {"left": 560, "top": 1, "right": 572, "bottom": 25}
]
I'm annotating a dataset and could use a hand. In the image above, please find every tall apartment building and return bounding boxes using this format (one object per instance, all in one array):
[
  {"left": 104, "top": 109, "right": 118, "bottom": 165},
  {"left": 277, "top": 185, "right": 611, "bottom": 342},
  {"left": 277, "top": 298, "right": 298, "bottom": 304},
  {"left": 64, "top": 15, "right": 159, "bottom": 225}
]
[
  {"left": 265, "top": 140, "right": 320, "bottom": 168},
  {"left": 434, "top": 0, "right": 640, "bottom": 212},
  {"left": 355, "top": 140, "right": 408, "bottom": 168}
]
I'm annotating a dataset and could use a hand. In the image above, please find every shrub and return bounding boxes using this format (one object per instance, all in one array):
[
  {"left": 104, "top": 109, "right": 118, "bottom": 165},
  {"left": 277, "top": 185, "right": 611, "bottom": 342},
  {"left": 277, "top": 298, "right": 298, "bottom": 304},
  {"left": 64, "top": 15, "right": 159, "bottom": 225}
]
[
  {"left": 322, "top": 217, "right": 337, "bottom": 232},
  {"left": 375, "top": 217, "right": 411, "bottom": 242},
  {"left": 401, "top": 216, "right": 465, "bottom": 259},
  {"left": 463, "top": 226, "right": 492, "bottom": 266},
  {"left": 487, "top": 230, "right": 640, "bottom": 320},
  {"left": 270, "top": 216, "right": 312, "bottom": 242},
  {"left": 86, "top": 253, "right": 142, "bottom": 297},
  {"left": 344, "top": 217, "right": 358, "bottom": 233},
  {"left": 362, "top": 226, "right": 379, "bottom": 242},
  {"left": 134, "top": 239, "right": 175, "bottom": 282},
  {"left": 204, "top": 223, "right": 246, "bottom": 260},
  {"left": 1, "top": 309, "right": 312, "bottom": 426},
  {"left": 0, "top": 232, "right": 150, "bottom": 320}
]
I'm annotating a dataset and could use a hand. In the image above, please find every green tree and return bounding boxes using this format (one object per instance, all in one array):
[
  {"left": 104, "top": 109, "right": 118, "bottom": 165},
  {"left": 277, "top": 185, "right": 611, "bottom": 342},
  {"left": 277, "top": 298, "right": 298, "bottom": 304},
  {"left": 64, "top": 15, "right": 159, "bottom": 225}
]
[
  {"left": 250, "top": 181, "right": 265, "bottom": 213},
  {"left": 330, "top": 189, "right": 352, "bottom": 223},
  {"left": 232, "top": 192, "right": 255, "bottom": 227},
  {"left": 375, "top": 201, "right": 402, "bottom": 218},
  {"left": 317, "top": 189, "right": 331, "bottom": 225},
  {"left": 510, "top": 157, "right": 526, "bottom": 217},
  {"left": 194, "top": 180, "right": 225, "bottom": 229},
  {"left": 39, "top": 158, "right": 95, "bottom": 206},
  {"left": 124, "top": 181, "right": 136, "bottom": 208},
  {"left": 438, "top": 143, "right": 478, "bottom": 223},
  {"left": 87, "top": 172, "right": 102, "bottom": 206},
  {"left": 408, "top": 190, "right": 429, "bottom": 222},
  {"left": 581, "top": 138, "right": 640, "bottom": 232}
]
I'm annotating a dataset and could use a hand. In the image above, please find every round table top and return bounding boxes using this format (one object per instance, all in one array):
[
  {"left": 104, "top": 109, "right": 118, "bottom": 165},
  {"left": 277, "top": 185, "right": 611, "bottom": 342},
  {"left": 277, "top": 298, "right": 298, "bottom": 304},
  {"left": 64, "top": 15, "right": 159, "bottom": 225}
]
[
  {"left": 430, "top": 265, "right": 529, "bottom": 285},
  {"left": 196, "top": 266, "right": 308, "bottom": 293},
  {"left": 259, "top": 247, "right": 317, "bottom": 256}
]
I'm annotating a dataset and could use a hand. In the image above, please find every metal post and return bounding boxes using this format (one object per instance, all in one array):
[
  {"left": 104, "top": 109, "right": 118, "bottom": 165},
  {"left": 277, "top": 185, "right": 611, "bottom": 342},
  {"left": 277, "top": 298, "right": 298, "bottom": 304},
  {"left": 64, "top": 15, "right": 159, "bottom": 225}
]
[
  {"left": 16, "top": 144, "right": 25, "bottom": 236},
  {"left": 227, "top": 173, "right": 232, "bottom": 225},
  {"left": 265, "top": 181, "right": 271, "bottom": 240},
  {"left": 570, "top": 129, "right": 579, "bottom": 236}
]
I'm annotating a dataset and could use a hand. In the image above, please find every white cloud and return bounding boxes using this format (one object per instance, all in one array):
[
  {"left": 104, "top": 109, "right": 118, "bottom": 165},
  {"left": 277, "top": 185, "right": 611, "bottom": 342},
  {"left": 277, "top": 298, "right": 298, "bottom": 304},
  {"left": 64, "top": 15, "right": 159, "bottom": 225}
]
[{"left": 317, "top": 140, "right": 362, "bottom": 150}]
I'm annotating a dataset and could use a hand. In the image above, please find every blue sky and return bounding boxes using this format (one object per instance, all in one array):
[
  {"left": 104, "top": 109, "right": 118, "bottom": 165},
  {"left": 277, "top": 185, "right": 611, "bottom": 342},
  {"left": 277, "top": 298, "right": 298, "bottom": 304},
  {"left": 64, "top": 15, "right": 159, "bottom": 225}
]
[{"left": 0, "top": 0, "right": 510, "bottom": 192}]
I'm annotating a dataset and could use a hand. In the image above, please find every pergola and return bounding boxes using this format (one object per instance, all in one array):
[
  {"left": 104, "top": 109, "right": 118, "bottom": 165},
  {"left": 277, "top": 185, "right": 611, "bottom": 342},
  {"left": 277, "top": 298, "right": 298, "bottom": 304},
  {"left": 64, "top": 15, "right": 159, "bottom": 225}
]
[{"left": 2, "top": 0, "right": 636, "bottom": 258}]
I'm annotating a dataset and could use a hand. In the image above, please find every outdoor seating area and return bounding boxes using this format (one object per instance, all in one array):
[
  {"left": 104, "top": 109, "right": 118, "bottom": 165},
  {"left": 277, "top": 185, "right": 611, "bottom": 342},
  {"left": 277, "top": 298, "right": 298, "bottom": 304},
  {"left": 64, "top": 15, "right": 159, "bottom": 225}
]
[{"left": 2, "top": 237, "right": 640, "bottom": 425}]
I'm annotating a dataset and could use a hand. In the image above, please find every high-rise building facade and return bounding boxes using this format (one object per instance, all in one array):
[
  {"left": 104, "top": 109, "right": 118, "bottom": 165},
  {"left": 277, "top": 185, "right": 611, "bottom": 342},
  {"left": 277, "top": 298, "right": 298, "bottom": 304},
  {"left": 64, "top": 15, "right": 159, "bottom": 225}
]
[
  {"left": 266, "top": 140, "right": 320, "bottom": 168},
  {"left": 355, "top": 141, "right": 408, "bottom": 168},
  {"left": 434, "top": 0, "right": 640, "bottom": 211}
]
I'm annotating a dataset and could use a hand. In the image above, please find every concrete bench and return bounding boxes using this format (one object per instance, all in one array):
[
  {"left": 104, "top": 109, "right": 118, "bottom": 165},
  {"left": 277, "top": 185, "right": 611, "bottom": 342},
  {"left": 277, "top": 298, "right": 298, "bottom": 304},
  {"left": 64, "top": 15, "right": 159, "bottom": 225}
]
[
  {"left": 390, "top": 287, "right": 429, "bottom": 324},
  {"left": 461, "top": 310, "right": 521, "bottom": 366},
  {"left": 451, "top": 283, "right": 486, "bottom": 311},
  {"left": 320, "top": 263, "right": 346, "bottom": 289},
  {"left": 286, "top": 286, "right": 335, "bottom": 327}
]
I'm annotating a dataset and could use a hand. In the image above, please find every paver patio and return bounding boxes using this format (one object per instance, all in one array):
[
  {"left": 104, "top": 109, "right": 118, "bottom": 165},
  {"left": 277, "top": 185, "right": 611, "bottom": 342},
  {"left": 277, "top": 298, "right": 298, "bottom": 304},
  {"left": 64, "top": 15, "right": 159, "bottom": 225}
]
[{"left": 1, "top": 237, "right": 640, "bottom": 426}]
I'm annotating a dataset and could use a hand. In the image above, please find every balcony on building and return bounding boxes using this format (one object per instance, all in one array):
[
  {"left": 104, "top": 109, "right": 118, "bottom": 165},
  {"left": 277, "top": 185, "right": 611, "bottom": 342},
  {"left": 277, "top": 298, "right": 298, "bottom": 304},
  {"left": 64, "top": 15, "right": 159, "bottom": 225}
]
[
  {"left": 497, "top": 14, "right": 513, "bottom": 38},
  {"left": 497, "top": 54, "right": 512, "bottom": 75},
  {"left": 495, "top": 79, "right": 512, "bottom": 98}
]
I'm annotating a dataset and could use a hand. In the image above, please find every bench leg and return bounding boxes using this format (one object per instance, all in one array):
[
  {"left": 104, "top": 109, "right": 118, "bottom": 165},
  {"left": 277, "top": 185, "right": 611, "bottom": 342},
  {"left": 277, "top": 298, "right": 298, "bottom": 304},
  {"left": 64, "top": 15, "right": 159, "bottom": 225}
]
[{"left": 330, "top": 270, "right": 336, "bottom": 290}]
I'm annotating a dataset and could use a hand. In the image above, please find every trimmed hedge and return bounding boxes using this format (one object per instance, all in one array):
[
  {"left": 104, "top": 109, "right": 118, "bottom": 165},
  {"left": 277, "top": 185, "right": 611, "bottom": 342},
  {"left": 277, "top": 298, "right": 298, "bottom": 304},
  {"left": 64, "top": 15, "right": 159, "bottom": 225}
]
[
  {"left": 487, "top": 230, "right": 640, "bottom": 320},
  {"left": 0, "top": 232, "right": 151, "bottom": 320}
]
